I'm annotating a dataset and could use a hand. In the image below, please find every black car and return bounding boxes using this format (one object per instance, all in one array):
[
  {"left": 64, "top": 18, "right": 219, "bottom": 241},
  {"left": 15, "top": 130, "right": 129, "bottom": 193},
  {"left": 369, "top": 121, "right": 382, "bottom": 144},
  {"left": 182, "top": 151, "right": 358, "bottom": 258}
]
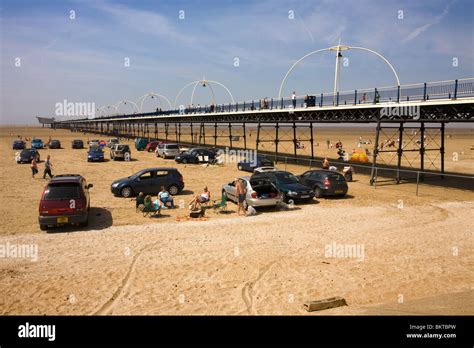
[
  {"left": 237, "top": 155, "right": 274, "bottom": 172},
  {"left": 17, "top": 148, "right": 40, "bottom": 164},
  {"left": 12, "top": 140, "right": 26, "bottom": 150},
  {"left": 111, "top": 167, "right": 185, "bottom": 197},
  {"left": 87, "top": 147, "right": 105, "bottom": 162},
  {"left": 298, "top": 170, "right": 348, "bottom": 198},
  {"left": 175, "top": 148, "right": 216, "bottom": 164},
  {"left": 72, "top": 139, "right": 84, "bottom": 149},
  {"left": 250, "top": 170, "right": 314, "bottom": 203},
  {"left": 48, "top": 140, "right": 61, "bottom": 149}
]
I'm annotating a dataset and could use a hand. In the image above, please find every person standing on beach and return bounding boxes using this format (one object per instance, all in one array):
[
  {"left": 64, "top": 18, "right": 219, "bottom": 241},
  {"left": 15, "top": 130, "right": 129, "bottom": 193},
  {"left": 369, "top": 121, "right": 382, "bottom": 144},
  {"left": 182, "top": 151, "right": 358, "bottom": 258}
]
[
  {"left": 326, "top": 139, "right": 330, "bottom": 149},
  {"left": 291, "top": 91, "right": 297, "bottom": 108},
  {"left": 43, "top": 155, "right": 53, "bottom": 179},
  {"left": 31, "top": 158, "right": 38, "bottom": 178},
  {"left": 235, "top": 179, "right": 247, "bottom": 216}
]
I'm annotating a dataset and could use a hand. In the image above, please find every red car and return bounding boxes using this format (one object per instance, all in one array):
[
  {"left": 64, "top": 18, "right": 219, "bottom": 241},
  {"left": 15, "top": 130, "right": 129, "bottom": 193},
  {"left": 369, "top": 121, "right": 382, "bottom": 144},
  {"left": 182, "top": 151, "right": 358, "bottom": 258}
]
[
  {"left": 38, "top": 174, "right": 93, "bottom": 230},
  {"left": 146, "top": 141, "right": 162, "bottom": 152}
]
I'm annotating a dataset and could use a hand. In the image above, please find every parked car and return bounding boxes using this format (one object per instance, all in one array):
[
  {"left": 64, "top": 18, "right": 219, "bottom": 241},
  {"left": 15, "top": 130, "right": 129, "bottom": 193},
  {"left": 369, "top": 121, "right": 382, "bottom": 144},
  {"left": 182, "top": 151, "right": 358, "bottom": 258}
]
[
  {"left": 146, "top": 141, "right": 161, "bottom": 152},
  {"left": 72, "top": 139, "right": 84, "bottom": 149},
  {"left": 87, "top": 147, "right": 105, "bottom": 162},
  {"left": 17, "top": 148, "right": 40, "bottom": 163},
  {"left": 31, "top": 138, "right": 44, "bottom": 149},
  {"left": 156, "top": 143, "right": 180, "bottom": 159},
  {"left": 47, "top": 139, "right": 61, "bottom": 149},
  {"left": 222, "top": 176, "right": 282, "bottom": 209},
  {"left": 111, "top": 167, "right": 184, "bottom": 197},
  {"left": 110, "top": 144, "right": 132, "bottom": 161},
  {"left": 250, "top": 170, "right": 314, "bottom": 203},
  {"left": 237, "top": 155, "right": 274, "bottom": 172},
  {"left": 175, "top": 148, "right": 216, "bottom": 164},
  {"left": 107, "top": 138, "right": 119, "bottom": 147},
  {"left": 89, "top": 139, "right": 100, "bottom": 147},
  {"left": 135, "top": 138, "right": 149, "bottom": 151},
  {"left": 298, "top": 170, "right": 349, "bottom": 198},
  {"left": 38, "top": 174, "right": 93, "bottom": 230},
  {"left": 12, "top": 140, "right": 26, "bottom": 150}
]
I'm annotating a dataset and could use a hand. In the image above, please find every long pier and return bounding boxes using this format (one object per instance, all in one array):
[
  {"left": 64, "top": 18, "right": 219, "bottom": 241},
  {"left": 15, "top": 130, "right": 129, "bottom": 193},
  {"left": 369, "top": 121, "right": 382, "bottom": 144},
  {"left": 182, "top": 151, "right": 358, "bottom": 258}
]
[{"left": 53, "top": 78, "right": 474, "bottom": 183}]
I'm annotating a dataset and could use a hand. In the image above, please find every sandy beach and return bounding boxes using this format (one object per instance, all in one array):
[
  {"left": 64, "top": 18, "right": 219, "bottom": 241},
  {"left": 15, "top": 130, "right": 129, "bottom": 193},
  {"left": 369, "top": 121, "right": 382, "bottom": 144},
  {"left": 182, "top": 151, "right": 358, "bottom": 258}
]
[{"left": 0, "top": 126, "right": 473, "bottom": 315}]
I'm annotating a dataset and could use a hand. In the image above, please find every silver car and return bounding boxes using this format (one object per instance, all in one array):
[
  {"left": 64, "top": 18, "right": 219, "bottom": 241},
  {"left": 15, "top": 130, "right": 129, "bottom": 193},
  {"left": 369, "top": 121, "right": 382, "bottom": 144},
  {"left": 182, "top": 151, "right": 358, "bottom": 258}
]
[
  {"left": 222, "top": 176, "right": 282, "bottom": 209},
  {"left": 156, "top": 143, "right": 181, "bottom": 158}
]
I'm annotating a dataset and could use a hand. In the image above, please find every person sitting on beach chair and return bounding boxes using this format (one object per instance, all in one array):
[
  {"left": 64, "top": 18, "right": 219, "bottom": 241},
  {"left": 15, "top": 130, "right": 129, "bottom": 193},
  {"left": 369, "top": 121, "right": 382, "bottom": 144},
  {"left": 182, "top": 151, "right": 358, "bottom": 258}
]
[
  {"left": 139, "top": 195, "right": 160, "bottom": 217},
  {"left": 189, "top": 187, "right": 211, "bottom": 208},
  {"left": 158, "top": 186, "right": 174, "bottom": 209},
  {"left": 136, "top": 192, "right": 145, "bottom": 212}
]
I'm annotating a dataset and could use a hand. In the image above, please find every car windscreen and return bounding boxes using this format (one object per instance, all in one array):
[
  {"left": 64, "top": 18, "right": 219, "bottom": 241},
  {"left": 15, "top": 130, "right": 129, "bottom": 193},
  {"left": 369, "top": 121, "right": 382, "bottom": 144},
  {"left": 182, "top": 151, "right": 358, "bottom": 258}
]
[
  {"left": 275, "top": 172, "right": 299, "bottom": 184},
  {"left": 89, "top": 149, "right": 103, "bottom": 153},
  {"left": 166, "top": 144, "right": 179, "bottom": 149},
  {"left": 43, "top": 183, "right": 80, "bottom": 200},
  {"left": 117, "top": 145, "right": 128, "bottom": 150},
  {"left": 20, "top": 149, "right": 34, "bottom": 156}
]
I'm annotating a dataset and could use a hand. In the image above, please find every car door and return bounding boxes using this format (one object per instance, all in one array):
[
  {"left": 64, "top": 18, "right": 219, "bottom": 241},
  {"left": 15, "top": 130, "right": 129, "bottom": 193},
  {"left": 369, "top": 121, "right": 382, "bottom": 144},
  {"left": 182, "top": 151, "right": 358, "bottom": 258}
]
[
  {"left": 153, "top": 170, "right": 169, "bottom": 193},
  {"left": 225, "top": 181, "right": 237, "bottom": 201},
  {"left": 300, "top": 171, "right": 314, "bottom": 187},
  {"left": 134, "top": 170, "right": 155, "bottom": 194}
]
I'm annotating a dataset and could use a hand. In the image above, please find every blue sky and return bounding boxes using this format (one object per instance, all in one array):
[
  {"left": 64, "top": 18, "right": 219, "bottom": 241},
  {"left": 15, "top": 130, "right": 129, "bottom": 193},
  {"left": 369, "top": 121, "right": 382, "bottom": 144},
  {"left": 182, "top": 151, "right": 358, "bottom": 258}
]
[{"left": 1, "top": 0, "right": 473, "bottom": 123}]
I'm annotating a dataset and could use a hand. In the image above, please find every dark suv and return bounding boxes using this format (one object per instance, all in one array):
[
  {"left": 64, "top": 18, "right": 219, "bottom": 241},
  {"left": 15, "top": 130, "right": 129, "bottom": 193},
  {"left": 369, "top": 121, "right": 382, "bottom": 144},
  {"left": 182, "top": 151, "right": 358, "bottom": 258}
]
[
  {"left": 175, "top": 148, "right": 216, "bottom": 164},
  {"left": 48, "top": 140, "right": 61, "bottom": 149},
  {"left": 38, "top": 174, "right": 93, "bottom": 230},
  {"left": 111, "top": 168, "right": 184, "bottom": 197},
  {"left": 298, "top": 170, "right": 348, "bottom": 198},
  {"left": 72, "top": 139, "right": 84, "bottom": 149},
  {"left": 17, "top": 148, "right": 40, "bottom": 163},
  {"left": 250, "top": 170, "right": 314, "bottom": 203},
  {"left": 110, "top": 144, "right": 131, "bottom": 161}
]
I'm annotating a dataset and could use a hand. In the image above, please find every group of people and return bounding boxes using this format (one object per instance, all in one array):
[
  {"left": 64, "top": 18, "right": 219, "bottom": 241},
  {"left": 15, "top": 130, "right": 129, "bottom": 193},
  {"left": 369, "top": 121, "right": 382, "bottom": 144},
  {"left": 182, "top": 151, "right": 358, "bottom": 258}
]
[
  {"left": 137, "top": 186, "right": 176, "bottom": 212},
  {"left": 30, "top": 155, "right": 53, "bottom": 179}
]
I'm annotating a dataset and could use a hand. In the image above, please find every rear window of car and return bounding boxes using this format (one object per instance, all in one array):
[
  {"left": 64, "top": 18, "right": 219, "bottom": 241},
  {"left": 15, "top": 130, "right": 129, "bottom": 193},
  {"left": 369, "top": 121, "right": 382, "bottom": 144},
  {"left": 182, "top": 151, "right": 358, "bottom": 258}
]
[
  {"left": 44, "top": 183, "right": 80, "bottom": 200},
  {"left": 327, "top": 173, "right": 344, "bottom": 181},
  {"left": 21, "top": 149, "right": 34, "bottom": 155},
  {"left": 166, "top": 144, "right": 179, "bottom": 149}
]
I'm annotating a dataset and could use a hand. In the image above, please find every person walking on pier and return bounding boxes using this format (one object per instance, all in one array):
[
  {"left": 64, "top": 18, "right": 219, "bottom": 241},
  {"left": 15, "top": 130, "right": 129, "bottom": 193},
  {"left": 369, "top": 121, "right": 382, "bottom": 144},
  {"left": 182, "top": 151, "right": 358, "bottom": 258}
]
[
  {"left": 43, "top": 155, "right": 53, "bottom": 179},
  {"left": 291, "top": 91, "right": 297, "bottom": 108}
]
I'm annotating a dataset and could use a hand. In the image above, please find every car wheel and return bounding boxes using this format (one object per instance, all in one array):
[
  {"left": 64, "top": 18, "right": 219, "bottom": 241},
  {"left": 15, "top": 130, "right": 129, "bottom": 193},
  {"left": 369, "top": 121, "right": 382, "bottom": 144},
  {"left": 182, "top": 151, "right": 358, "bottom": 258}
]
[
  {"left": 182, "top": 158, "right": 188, "bottom": 164},
  {"left": 168, "top": 184, "right": 179, "bottom": 195},
  {"left": 80, "top": 219, "right": 89, "bottom": 227},
  {"left": 39, "top": 224, "right": 48, "bottom": 231},
  {"left": 238, "top": 165, "right": 243, "bottom": 171},
  {"left": 314, "top": 186, "right": 323, "bottom": 198},
  {"left": 121, "top": 186, "right": 133, "bottom": 198}
]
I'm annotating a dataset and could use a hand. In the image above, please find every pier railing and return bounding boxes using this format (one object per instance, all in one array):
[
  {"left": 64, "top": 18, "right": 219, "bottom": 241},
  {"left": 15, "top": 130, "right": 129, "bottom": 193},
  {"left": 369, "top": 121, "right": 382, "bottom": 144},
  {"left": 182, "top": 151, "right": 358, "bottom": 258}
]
[{"left": 75, "top": 78, "right": 474, "bottom": 121}]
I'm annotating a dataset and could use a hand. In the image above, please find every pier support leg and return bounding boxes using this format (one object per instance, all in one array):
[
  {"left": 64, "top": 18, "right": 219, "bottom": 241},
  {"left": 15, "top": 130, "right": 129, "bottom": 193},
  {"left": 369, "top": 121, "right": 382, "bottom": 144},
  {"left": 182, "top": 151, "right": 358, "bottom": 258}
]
[
  {"left": 370, "top": 121, "right": 381, "bottom": 185},
  {"left": 420, "top": 122, "right": 425, "bottom": 181},
  {"left": 396, "top": 122, "right": 404, "bottom": 184},
  {"left": 440, "top": 123, "right": 445, "bottom": 178},
  {"left": 310, "top": 122, "right": 314, "bottom": 159}
]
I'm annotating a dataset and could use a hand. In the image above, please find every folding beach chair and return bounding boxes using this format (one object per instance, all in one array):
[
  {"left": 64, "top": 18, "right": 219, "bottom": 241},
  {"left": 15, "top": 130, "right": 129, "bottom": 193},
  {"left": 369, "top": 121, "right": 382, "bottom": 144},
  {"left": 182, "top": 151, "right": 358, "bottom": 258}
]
[
  {"left": 139, "top": 200, "right": 160, "bottom": 217},
  {"left": 211, "top": 191, "right": 228, "bottom": 212}
]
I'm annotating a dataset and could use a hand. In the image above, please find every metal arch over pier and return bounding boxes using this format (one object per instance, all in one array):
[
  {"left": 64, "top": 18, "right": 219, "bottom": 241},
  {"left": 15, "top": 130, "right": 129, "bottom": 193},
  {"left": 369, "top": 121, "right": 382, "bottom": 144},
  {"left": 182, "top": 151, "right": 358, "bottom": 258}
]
[{"left": 53, "top": 78, "right": 474, "bottom": 185}]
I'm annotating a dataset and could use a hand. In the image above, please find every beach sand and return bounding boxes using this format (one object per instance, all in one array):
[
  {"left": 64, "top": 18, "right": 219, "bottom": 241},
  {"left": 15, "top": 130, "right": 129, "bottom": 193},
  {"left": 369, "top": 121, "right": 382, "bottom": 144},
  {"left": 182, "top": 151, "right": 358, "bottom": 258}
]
[{"left": 0, "top": 126, "right": 472, "bottom": 315}]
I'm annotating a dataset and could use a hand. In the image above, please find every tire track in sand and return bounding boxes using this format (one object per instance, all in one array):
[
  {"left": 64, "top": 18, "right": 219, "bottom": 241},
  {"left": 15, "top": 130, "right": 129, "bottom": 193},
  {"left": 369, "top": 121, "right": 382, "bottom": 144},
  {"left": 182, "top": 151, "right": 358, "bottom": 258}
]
[
  {"left": 241, "top": 260, "right": 278, "bottom": 315},
  {"left": 93, "top": 241, "right": 161, "bottom": 315}
]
